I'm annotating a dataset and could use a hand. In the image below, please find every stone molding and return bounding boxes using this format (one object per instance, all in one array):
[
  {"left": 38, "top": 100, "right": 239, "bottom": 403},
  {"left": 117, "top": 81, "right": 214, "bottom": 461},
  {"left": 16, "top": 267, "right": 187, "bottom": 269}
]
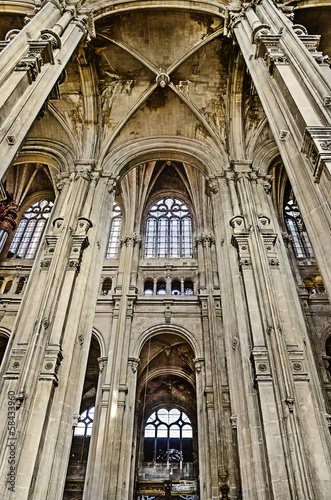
[{"left": 302, "top": 127, "right": 331, "bottom": 183}]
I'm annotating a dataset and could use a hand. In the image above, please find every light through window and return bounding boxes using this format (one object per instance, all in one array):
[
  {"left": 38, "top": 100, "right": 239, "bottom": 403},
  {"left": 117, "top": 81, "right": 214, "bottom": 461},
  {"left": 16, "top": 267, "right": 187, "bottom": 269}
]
[
  {"left": 106, "top": 203, "right": 122, "bottom": 258},
  {"left": 143, "top": 408, "right": 193, "bottom": 464},
  {"left": 8, "top": 200, "right": 53, "bottom": 259},
  {"left": 284, "top": 199, "right": 314, "bottom": 259},
  {"left": 74, "top": 407, "right": 95, "bottom": 437},
  {"left": 145, "top": 198, "right": 192, "bottom": 258}
]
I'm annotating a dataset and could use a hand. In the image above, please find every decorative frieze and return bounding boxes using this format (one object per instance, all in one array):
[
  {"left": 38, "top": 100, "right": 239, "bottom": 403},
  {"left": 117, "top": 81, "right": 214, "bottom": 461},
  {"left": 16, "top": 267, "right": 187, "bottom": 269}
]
[{"left": 208, "top": 177, "right": 220, "bottom": 194}]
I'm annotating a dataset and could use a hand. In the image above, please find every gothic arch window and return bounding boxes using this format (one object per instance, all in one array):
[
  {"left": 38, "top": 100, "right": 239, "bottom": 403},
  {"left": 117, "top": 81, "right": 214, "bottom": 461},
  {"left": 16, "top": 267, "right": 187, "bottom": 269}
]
[
  {"left": 144, "top": 408, "right": 193, "bottom": 464},
  {"left": 145, "top": 198, "right": 192, "bottom": 258},
  {"left": 7, "top": 199, "right": 53, "bottom": 259},
  {"left": 106, "top": 203, "right": 122, "bottom": 259},
  {"left": 284, "top": 198, "right": 314, "bottom": 259}
]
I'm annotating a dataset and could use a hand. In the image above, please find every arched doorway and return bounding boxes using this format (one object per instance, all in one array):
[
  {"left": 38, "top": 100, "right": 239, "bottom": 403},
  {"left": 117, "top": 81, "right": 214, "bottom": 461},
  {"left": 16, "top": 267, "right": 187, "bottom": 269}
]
[{"left": 135, "top": 333, "right": 199, "bottom": 500}]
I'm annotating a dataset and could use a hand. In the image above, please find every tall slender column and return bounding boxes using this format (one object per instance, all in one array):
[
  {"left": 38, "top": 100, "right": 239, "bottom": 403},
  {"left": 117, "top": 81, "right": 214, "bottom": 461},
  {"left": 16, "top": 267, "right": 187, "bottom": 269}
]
[
  {"left": 211, "top": 172, "right": 272, "bottom": 499},
  {"left": 227, "top": 162, "right": 331, "bottom": 498},
  {"left": 0, "top": 163, "right": 116, "bottom": 500},
  {"left": 231, "top": 0, "right": 331, "bottom": 298},
  {"left": 0, "top": 8, "right": 90, "bottom": 180}
]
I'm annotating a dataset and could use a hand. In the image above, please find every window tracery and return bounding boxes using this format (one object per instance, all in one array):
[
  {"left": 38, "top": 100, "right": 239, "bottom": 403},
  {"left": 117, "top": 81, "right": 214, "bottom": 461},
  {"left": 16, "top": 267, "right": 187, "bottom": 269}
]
[
  {"left": 145, "top": 198, "right": 192, "bottom": 258},
  {"left": 7, "top": 199, "right": 53, "bottom": 259},
  {"left": 284, "top": 198, "right": 314, "bottom": 259},
  {"left": 106, "top": 203, "right": 122, "bottom": 259},
  {"left": 144, "top": 408, "right": 193, "bottom": 464}
]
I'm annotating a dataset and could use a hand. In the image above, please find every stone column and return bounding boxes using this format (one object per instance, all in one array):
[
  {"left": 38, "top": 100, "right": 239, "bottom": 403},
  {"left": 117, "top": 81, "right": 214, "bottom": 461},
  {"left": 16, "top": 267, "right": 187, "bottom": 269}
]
[
  {"left": 230, "top": 0, "right": 331, "bottom": 298},
  {"left": 84, "top": 229, "right": 140, "bottom": 500},
  {"left": 229, "top": 163, "right": 331, "bottom": 498},
  {"left": 0, "top": 163, "right": 116, "bottom": 500},
  {"left": 0, "top": 7, "right": 90, "bottom": 180},
  {"left": 211, "top": 172, "right": 271, "bottom": 499},
  {"left": 0, "top": 192, "right": 18, "bottom": 253}
]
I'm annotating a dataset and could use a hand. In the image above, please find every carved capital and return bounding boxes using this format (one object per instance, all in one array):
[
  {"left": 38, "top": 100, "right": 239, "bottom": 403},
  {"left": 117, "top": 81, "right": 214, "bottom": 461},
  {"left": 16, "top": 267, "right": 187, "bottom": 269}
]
[
  {"left": 208, "top": 177, "right": 220, "bottom": 194},
  {"left": 128, "top": 357, "right": 140, "bottom": 373},
  {"left": 121, "top": 233, "right": 141, "bottom": 247},
  {"left": 106, "top": 178, "right": 117, "bottom": 194},
  {"left": 193, "top": 357, "right": 205, "bottom": 373},
  {"left": 97, "top": 356, "right": 108, "bottom": 372}
]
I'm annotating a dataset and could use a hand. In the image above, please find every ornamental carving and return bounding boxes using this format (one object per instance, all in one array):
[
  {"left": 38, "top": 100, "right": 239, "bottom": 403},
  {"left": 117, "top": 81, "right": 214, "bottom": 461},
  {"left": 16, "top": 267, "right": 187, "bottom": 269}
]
[
  {"left": 128, "top": 357, "right": 139, "bottom": 373},
  {"left": 0, "top": 192, "right": 18, "bottom": 233},
  {"left": 320, "top": 141, "right": 331, "bottom": 151},
  {"left": 208, "top": 178, "right": 220, "bottom": 194},
  {"left": 156, "top": 73, "right": 170, "bottom": 88},
  {"left": 121, "top": 233, "right": 141, "bottom": 247}
]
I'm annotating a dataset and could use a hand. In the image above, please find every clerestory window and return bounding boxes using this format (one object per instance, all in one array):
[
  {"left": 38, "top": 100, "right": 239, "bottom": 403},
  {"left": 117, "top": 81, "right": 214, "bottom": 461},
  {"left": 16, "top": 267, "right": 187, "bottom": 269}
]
[
  {"left": 8, "top": 199, "right": 53, "bottom": 259},
  {"left": 284, "top": 198, "right": 314, "bottom": 259},
  {"left": 145, "top": 198, "right": 192, "bottom": 258},
  {"left": 106, "top": 203, "right": 122, "bottom": 258}
]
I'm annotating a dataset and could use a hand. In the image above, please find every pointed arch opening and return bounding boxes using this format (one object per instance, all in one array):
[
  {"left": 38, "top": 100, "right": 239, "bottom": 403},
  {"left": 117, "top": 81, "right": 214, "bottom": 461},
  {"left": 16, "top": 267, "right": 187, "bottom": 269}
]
[{"left": 135, "top": 332, "right": 199, "bottom": 500}]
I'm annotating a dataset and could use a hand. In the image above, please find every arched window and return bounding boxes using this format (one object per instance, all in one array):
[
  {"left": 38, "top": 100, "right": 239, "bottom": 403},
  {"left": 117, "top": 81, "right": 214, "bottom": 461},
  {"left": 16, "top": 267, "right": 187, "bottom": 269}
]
[
  {"left": 72, "top": 407, "right": 95, "bottom": 462},
  {"left": 145, "top": 198, "right": 192, "bottom": 258},
  {"left": 3, "top": 278, "right": 13, "bottom": 294},
  {"left": 15, "top": 277, "right": 26, "bottom": 294},
  {"left": 106, "top": 203, "right": 122, "bottom": 259},
  {"left": 156, "top": 280, "right": 166, "bottom": 295},
  {"left": 284, "top": 198, "right": 314, "bottom": 259},
  {"left": 171, "top": 280, "right": 181, "bottom": 295},
  {"left": 144, "top": 280, "right": 154, "bottom": 295},
  {"left": 143, "top": 408, "right": 193, "bottom": 464},
  {"left": 7, "top": 199, "right": 53, "bottom": 259},
  {"left": 184, "top": 280, "right": 194, "bottom": 295}
]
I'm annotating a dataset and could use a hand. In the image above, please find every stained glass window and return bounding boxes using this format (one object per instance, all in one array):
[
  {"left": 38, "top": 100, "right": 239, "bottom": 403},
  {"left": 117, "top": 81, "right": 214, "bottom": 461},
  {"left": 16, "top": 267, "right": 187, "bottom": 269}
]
[
  {"left": 145, "top": 198, "right": 192, "bottom": 258},
  {"left": 106, "top": 203, "right": 122, "bottom": 258},
  {"left": 8, "top": 200, "right": 53, "bottom": 259},
  {"left": 284, "top": 199, "right": 314, "bottom": 259}
]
